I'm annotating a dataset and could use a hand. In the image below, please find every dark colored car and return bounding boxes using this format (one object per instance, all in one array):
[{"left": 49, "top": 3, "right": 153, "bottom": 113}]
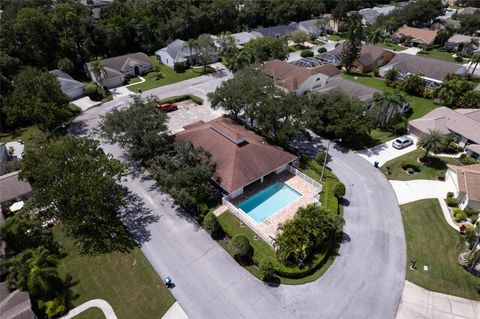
[{"left": 157, "top": 103, "right": 178, "bottom": 112}]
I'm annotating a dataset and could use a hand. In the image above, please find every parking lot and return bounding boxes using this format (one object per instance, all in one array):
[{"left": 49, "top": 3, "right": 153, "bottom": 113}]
[{"left": 166, "top": 100, "right": 224, "bottom": 134}]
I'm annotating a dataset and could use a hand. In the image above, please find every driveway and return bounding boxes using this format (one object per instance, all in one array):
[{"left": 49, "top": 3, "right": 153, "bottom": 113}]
[
  {"left": 390, "top": 179, "right": 456, "bottom": 205},
  {"left": 401, "top": 47, "right": 421, "bottom": 56},
  {"left": 356, "top": 135, "right": 418, "bottom": 166},
  {"left": 396, "top": 281, "right": 480, "bottom": 319},
  {"left": 71, "top": 77, "right": 406, "bottom": 319}
]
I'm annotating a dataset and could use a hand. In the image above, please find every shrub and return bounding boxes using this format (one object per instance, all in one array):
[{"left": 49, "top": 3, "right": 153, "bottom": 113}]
[
  {"left": 384, "top": 68, "right": 398, "bottom": 86},
  {"left": 317, "top": 47, "right": 327, "bottom": 53},
  {"left": 315, "top": 151, "right": 327, "bottom": 164},
  {"left": 454, "top": 210, "right": 468, "bottom": 222},
  {"left": 44, "top": 298, "right": 66, "bottom": 319},
  {"left": 153, "top": 71, "right": 165, "bottom": 80},
  {"left": 422, "top": 88, "right": 433, "bottom": 99},
  {"left": 401, "top": 74, "right": 425, "bottom": 96},
  {"left": 333, "top": 183, "right": 346, "bottom": 199},
  {"left": 259, "top": 258, "right": 275, "bottom": 281},
  {"left": 189, "top": 95, "right": 204, "bottom": 105},
  {"left": 157, "top": 94, "right": 204, "bottom": 105},
  {"left": 231, "top": 234, "right": 252, "bottom": 263},
  {"left": 446, "top": 197, "right": 459, "bottom": 207},
  {"left": 300, "top": 50, "right": 314, "bottom": 58},
  {"left": 464, "top": 208, "right": 475, "bottom": 217},
  {"left": 174, "top": 62, "right": 186, "bottom": 73},
  {"left": 418, "top": 50, "right": 429, "bottom": 55},
  {"left": 394, "top": 122, "right": 408, "bottom": 135},
  {"left": 447, "top": 192, "right": 454, "bottom": 198},
  {"left": 85, "top": 82, "right": 99, "bottom": 98},
  {"left": 471, "top": 214, "right": 479, "bottom": 224},
  {"left": 443, "top": 142, "right": 460, "bottom": 154},
  {"left": 454, "top": 55, "right": 464, "bottom": 62},
  {"left": 401, "top": 161, "right": 421, "bottom": 172},
  {"left": 437, "top": 170, "right": 446, "bottom": 181},
  {"left": 203, "top": 212, "right": 223, "bottom": 239},
  {"left": 460, "top": 154, "right": 478, "bottom": 165},
  {"left": 57, "top": 57, "right": 74, "bottom": 74}
]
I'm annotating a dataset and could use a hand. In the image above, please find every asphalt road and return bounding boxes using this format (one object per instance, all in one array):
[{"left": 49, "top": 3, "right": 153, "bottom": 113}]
[{"left": 72, "top": 72, "right": 406, "bottom": 319}]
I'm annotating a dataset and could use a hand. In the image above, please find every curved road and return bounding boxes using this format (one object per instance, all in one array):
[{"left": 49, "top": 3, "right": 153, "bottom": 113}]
[{"left": 72, "top": 73, "right": 406, "bottom": 319}]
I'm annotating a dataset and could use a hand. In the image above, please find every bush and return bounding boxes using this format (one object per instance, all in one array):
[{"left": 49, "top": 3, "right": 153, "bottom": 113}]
[
  {"left": 437, "top": 170, "right": 446, "bottom": 181},
  {"left": 231, "top": 234, "right": 252, "bottom": 263},
  {"left": 454, "top": 55, "right": 464, "bottom": 62},
  {"left": 333, "top": 183, "right": 346, "bottom": 199},
  {"left": 443, "top": 142, "right": 461, "bottom": 154},
  {"left": 460, "top": 154, "right": 478, "bottom": 165},
  {"left": 259, "top": 258, "right": 275, "bottom": 281},
  {"left": 471, "top": 214, "right": 479, "bottom": 224},
  {"left": 422, "top": 88, "right": 433, "bottom": 99},
  {"left": 454, "top": 210, "right": 468, "bottom": 222},
  {"left": 394, "top": 122, "right": 408, "bottom": 135},
  {"left": 401, "top": 161, "right": 421, "bottom": 172},
  {"left": 446, "top": 197, "right": 459, "bottom": 207},
  {"left": 300, "top": 50, "right": 314, "bottom": 58},
  {"left": 153, "top": 71, "right": 164, "bottom": 80},
  {"left": 203, "top": 212, "right": 223, "bottom": 239},
  {"left": 447, "top": 192, "right": 454, "bottom": 198},
  {"left": 464, "top": 207, "right": 475, "bottom": 217},
  {"left": 85, "top": 82, "right": 99, "bottom": 98},
  {"left": 317, "top": 47, "right": 327, "bottom": 53},
  {"left": 157, "top": 94, "right": 204, "bottom": 105},
  {"left": 174, "top": 62, "right": 186, "bottom": 73}
]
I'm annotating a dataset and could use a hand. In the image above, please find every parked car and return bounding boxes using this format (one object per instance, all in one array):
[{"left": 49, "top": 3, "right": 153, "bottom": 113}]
[
  {"left": 157, "top": 103, "right": 178, "bottom": 112},
  {"left": 392, "top": 136, "right": 413, "bottom": 149}
]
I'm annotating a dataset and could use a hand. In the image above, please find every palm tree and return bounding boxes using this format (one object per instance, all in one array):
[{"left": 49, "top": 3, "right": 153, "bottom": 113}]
[
  {"left": 469, "top": 53, "right": 480, "bottom": 78},
  {"left": 183, "top": 38, "right": 198, "bottom": 67},
  {"left": 368, "top": 28, "right": 384, "bottom": 45},
  {"left": 372, "top": 91, "right": 407, "bottom": 127},
  {"left": 5, "top": 247, "right": 59, "bottom": 297},
  {"left": 417, "top": 129, "right": 447, "bottom": 159},
  {"left": 90, "top": 57, "right": 107, "bottom": 86}
]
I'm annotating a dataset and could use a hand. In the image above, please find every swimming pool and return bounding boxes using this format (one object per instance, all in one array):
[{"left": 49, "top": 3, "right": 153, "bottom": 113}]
[{"left": 238, "top": 182, "right": 301, "bottom": 223}]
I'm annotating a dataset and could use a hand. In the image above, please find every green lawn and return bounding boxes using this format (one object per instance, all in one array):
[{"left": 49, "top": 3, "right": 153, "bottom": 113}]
[
  {"left": 381, "top": 149, "right": 463, "bottom": 180},
  {"left": 401, "top": 199, "right": 480, "bottom": 300},
  {"left": 328, "top": 34, "right": 345, "bottom": 41},
  {"left": 216, "top": 162, "right": 343, "bottom": 285},
  {"left": 374, "top": 42, "right": 407, "bottom": 52},
  {"left": 55, "top": 228, "right": 174, "bottom": 319},
  {"left": 127, "top": 57, "right": 211, "bottom": 92},
  {"left": 72, "top": 308, "right": 106, "bottom": 319},
  {"left": 342, "top": 72, "right": 439, "bottom": 120},
  {"left": 417, "top": 49, "right": 464, "bottom": 64}
]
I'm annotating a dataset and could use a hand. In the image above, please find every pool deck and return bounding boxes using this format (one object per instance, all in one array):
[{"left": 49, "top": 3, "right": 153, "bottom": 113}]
[{"left": 229, "top": 171, "right": 319, "bottom": 240}]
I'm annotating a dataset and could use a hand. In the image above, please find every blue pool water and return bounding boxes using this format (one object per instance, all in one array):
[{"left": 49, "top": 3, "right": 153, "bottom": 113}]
[{"left": 238, "top": 182, "right": 301, "bottom": 223}]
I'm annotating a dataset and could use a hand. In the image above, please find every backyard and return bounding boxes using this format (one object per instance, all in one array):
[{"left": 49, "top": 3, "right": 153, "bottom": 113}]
[
  {"left": 417, "top": 49, "right": 464, "bottom": 64},
  {"left": 216, "top": 161, "right": 343, "bottom": 285},
  {"left": 401, "top": 199, "right": 480, "bottom": 300},
  {"left": 127, "top": 56, "right": 214, "bottom": 92},
  {"left": 55, "top": 228, "right": 175, "bottom": 319},
  {"left": 381, "top": 149, "right": 462, "bottom": 181},
  {"left": 374, "top": 41, "right": 407, "bottom": 52}
]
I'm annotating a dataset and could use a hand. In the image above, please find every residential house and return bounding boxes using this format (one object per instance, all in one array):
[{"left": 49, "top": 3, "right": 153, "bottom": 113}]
[
  {"left": 334, "top": 43, "right": 395, "bottom": 73},
  {"left": 408, "top": 107, "right": 480, "bottom": 157},
  {"left": 359, "top": 5, "right": 396, "bottom": 25},
  {"left": 297, "top": 19, "right": 327, "bottom": 38},
  {"left": 0, "top": 142, "right": 24, "bottom": 176},
  {"left": 391, "top": 26, "right": 438, "bottom": 46},
  {"left": 49, "top": 69, "right": 85, "bottom": 100},
  {"left": 314, "top": 76, "right": 381, "bottom": 105},
  {"left": 0, "top": 282, "right": 37, "bottom": 319},
  {"left": 0, "top": 171, "right": 32, "bottom": 211},
  {"left": 458, "top": 7, "right": 480, "bottom": 15},
  {"left": 324, "top": 13, "right": 348, "bottom": 33},
  {"left": 447, "top": 164, "right": 480, "bottom": 210},
  {"left": 230, "top": 32, "right": 260, "bottom": 49},
  {"left": 250, "top": 22, "right": 298, "bottom": 38},
  {"left": 175, "top": 117, "right": 298, "bottom": 198},
  {"left": 432, "top": 8, "right": 461, "bottom": 31},
  {"left": 86, "top": 52, "right": 152, "bottom": 89},
  {"left": 155, "top": 39, "right": 198, "bottom": 68},
  {"left": 444, "top": 34, "right": 479, "bottom": 53},
  {"left": 294, "top": 50, "right": 342, "bottom": 68},
  {"left": 262, "top": 59, "right": 340, "bottom": 96},
  {"left": 378, "top": 53, "right": 467, "bottom": 88}
]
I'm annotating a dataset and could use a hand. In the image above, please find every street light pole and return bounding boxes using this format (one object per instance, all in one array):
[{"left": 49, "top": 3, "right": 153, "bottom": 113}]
[{"left": 319, "top": 138, "right": 341, "bottom": 183}]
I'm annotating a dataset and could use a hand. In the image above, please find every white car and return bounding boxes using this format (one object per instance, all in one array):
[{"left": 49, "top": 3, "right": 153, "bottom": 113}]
[{"left": 392, "top": 136, "right": 414, "bottom": 149}]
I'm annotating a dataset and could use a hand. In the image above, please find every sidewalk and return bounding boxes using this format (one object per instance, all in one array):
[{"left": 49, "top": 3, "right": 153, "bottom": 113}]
[
  {"left": 61, "top": 299, "right": 117, "bottom": 319},
  {"left": 396, "top": 281, "right": 480, "bottom": 319},
  {"left": 161, "top": 302, "right": 188, "bottom": 319}
]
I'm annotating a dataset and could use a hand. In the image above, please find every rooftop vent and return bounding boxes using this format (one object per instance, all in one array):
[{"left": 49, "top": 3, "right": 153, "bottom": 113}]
[{"left": 210, "top": 125, "right": 246, "bottom": 145}]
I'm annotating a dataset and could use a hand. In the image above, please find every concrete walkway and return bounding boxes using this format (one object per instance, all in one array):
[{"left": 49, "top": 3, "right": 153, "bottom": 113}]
[
  {"left": 396, "top": 281, "right": 480, "bottom": 319},
  {"left": 61, "top": 299, "right": 117, "bottom": 319},
  {"left": 162, "top": 302, "right": 189, "bottom": 319},
  {"left": 401, "top": 47, "right": 421, "bottom": 56}
]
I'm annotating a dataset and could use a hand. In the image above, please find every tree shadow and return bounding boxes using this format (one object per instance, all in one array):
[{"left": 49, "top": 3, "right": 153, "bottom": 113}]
[
  {"left": 118, "top": 190, "right": 160, "bottom": 245},
  {"left": 68, "top": 121, "right": 90, "bottom": 137}
]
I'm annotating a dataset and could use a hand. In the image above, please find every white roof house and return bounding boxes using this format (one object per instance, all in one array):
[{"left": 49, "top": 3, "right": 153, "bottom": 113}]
[
  {"left": 155, "top": 39, "right": 198, "bottom": 68},
  {"left": 49, "top": 69, "right": 85, "bottom": 100}
]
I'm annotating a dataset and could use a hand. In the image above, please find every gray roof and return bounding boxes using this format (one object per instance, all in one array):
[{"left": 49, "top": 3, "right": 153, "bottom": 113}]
[
  {"left": 314, "top": 76, "right": 380, "bottom": 103},
  {"left": 251, "top": 23, "right": 298, "bottom": 38},
  {"left": 157, "top": 39, "right": 197, "bottom": 63},
  {"left": 87, "top": 52, "right": 152, "bottom": 80},
  {"left": 409, "top": 107, "right": 480, "bottom": 144},
  {"left": 0, "top": 171, "right": 32, "bottom": 204},
  {"left": 0, "top": 282, "right": 37, "bottom": 319},
  {"left": 298, "top": 19, "right": 322, "bottom": 34},
  {"left": 231, "top": 32, "right": 259, "bottom": 46},
  {"left": 459, "top": 7, "right": 480, "bottom": 15},
  {"left": 49, "top": 70, "right": 85, "bottom": 93},
  {"left": 380, "top": 53, "right": 466, "bottom": 82},
  {"left": 447, "top": 34, "right": 479, "bottom": 45},
  {"left": 359, "top": 9, "right": 380, "bottom": 25}
]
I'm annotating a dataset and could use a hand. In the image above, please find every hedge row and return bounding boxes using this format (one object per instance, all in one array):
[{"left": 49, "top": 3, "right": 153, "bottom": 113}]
[{"left": 157, "top": 94, "right": 204, "bottom": 105}]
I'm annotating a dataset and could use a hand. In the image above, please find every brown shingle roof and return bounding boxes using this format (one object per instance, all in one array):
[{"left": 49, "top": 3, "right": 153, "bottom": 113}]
[
  {"left": 175, "top": 117, "right": 297, "bottom": 193},
  {"left": 314, "top": 76, "right": 379, "bottom": 103},
  {"left": 0, "top": 171, "right": 32, "bottom": 204},
  {"left": 335, "top": 43, "right": 394, "bottom": 68},
  {"left": 449, "top": 164, "right": 480, "bottom": 202},
  {"left": 262, "top": 59, "right": 339, "bottom": 91},
  {"left": 409, "top": 107, "right": 480, "bottom": 144},
  {"left": 87, "top": 52, "right": 152, "bottom": 80},
  {"left": 394, "top": 26, "right": 437, "bottom": 44}
]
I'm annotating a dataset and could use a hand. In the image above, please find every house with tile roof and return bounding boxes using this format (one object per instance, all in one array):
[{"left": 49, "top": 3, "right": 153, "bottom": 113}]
[
  {"left": 334, "top": 43, "right": 395, "bottom": 73},
  {"left": 85, "top": 52, "right": 152, "bottom": 88},
  {"left": 155, "top": 39, "right": 199, "bottom": 68},
  {"left": 250, "top": 23, "right": 298, "bottom": 38},
  {"left": 444, "top": 34, "right": 480, "bottom": 53},
  {"left": 297, "top": 19, "right": 328, "bottom": 38},
  {"left": 314, "top": 76, "right": 381, "bottom": 105},
  {"left": 391, "top": 25, "right": 438, "bottom": 46},
  {"left": 378, "top": 53, "right": 467, "bottom": 88},
  {"left": 49, "top": 70, "right": 85, "bottom": 100},
  {"left": 262, "top": 59, "right": 340, "bottom": 95},
  {"left": 447, "top": 164, "right": 480, "bottom": 210},
  {"left": 175, "top": 117, "right": 298, "bottom": 198}
]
